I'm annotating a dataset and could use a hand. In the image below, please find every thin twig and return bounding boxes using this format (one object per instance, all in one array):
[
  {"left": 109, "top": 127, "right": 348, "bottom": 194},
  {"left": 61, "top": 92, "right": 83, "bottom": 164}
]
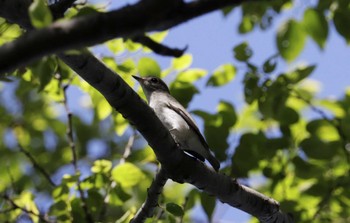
[
  {"left": 120, "top": 129, "right": 137, "bottom": 164},
  {"left": 18, "top": 144, "right": 56, "bottom": 187},
  {"left": 131, "top": 167, "right": 168, "bottom": 223},
  {"left": 61, "top": 82, "right": 94, "bottom": 223},
  {"left": 2, "top": 194, "right": 53, "bottom": 223},
  {"left": 132, "top": 35, "right": 187, "bottom": 57}
]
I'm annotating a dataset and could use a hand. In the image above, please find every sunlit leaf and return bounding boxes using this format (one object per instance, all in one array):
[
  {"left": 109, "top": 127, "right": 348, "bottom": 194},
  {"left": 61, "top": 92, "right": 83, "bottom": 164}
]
[
  {"left": 106, "top": 38, "right": 125, "bottom": 54},
  {"left": 302, "top": 9, "right": 328, "bottom": 49},
  {"left": 91, "top": 159, "right": 112, "bottom": 174},
  {"left": 114, "top": 112, "right": 129, "bottom": 136},
  {"left": 306, "top": 119, "right": 340, "bottom": 142},
  {"left": 176, "top": 69, "right": 207, "bottom": 83},
  {"left": 206, "top": 64, "right": 236, "bottom": 87},
  {"left": 111, "top": 162, "right": 145, "bottom": 188},
  {"left": 138, "top": 57, "right": 161, "bottom": 77},
  {"left": 239, "top": 16, "right": 254, "bottom": 34},
  {"left": 277, "top": 19, "right": 306, "bottom": 61},
  {"left": 148, "top": 31, "right": 168, "bottom": 43},
  {"left": 171, "top": 54, "right": 193, "bottom": 71},
  {"left": 29, "top": 0, "right": 53, "bottom": 28},
  {"left": 97, "top": 99, "right": 112, "bottom": 120}
]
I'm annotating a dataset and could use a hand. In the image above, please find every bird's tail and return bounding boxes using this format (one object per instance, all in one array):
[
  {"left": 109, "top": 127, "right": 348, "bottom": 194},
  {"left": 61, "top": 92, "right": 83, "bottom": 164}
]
[{"left": 207, "top": 153, "right": 220, "bottom": 171}]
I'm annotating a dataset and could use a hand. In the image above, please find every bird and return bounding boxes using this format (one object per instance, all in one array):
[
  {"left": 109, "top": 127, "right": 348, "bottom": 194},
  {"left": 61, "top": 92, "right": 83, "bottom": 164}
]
[{"left": 132, "top": 75, "right": 220, "bottom": 171}]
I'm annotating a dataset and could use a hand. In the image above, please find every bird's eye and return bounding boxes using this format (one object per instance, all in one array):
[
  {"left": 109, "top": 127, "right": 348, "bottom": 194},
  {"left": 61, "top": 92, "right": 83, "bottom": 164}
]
[{"left": 150, "top": 78, "right": 158, "bottom": 83}]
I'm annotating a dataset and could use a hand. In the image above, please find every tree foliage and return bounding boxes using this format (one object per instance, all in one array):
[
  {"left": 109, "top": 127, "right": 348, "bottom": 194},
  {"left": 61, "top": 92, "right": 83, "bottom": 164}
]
[{"left": 0, "top": 0, "right": 350, "bottom": 222}]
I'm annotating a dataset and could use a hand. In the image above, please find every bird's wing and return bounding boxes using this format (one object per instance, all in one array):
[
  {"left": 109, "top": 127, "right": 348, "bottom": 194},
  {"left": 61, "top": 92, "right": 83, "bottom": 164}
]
[{"left": 166, "top": 102, "right": 210, "bottom": 150}]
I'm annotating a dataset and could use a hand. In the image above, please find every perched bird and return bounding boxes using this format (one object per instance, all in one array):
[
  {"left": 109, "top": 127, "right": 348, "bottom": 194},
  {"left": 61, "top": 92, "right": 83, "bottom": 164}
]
[{"left": 133, "top": 75, "right": 220, "bottom": 171}]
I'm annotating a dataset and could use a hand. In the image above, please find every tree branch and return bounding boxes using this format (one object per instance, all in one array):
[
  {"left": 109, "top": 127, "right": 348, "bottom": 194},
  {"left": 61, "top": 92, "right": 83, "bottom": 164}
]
[
  {"left": 132, "top": 35, "right": 187, "bottom": 57},
  {"left": 0, "top": 1, "right": 293, "bottom": 222},
  {"left": 18, "top": 144, "right": 56, "bottom": 187},
  {"left": 0, "top": 0, "right": 247, "bottom": 74},
  {"left": 2, "top": 194, "right": 53, "bottom": 223},
  {"left": 131, "top": 167, "right": 168, "bottom": 223},
  {"left": 59, "top": 51, "right": 293, "bottom": 223},
  {"left": 61, "top": 81, "right": 94, "bottom": 223}
]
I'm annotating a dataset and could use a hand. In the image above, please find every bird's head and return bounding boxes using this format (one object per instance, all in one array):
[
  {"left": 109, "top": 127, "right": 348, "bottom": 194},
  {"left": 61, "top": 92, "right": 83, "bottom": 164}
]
[{"left": 132, "top": 76, "right": 170, "bottom": 100}]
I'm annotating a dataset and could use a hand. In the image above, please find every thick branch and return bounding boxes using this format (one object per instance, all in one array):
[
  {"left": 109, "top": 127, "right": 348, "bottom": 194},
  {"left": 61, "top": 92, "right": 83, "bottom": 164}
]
[
  {"left": 132, "top": 35, "right": 186, "bottom": 57},
  {"left": 131, "top": 167, "right": 168, "bottom": 223},
  {"left": 59, "top": 51, "right": 293, "bottom": 223},
  {"left": 0, "top": 0, "right": 246, "bottom": 74}
]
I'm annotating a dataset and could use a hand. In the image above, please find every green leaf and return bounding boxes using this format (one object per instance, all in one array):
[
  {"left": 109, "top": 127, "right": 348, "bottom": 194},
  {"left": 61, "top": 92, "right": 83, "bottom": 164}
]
[
  {"left": 96, "top": 99, "right": 112, "bottom": 120},
  {"left": 29, "top": 0, "right": 53, "bottom": 28},
  {"left": 233, "top": 42, "right": 252, "bottom": 61},
  {"left": 171, "top": 54, "right": 193, "bottom": 70},
  {"left": 75, "top": 6, "right": 99, "bottom": 17},
  {"left": 86, "top": 189, "right": 104, "bottom": 215},
  {"left": 111, "top": 162, "right": 145, "bottom": 188},
  {"left": 277, "top": 19, "right": 306, "bottom": 62},
  {"left": 318, "top": 100, "right": 345, "bottom": 118},
  {"left": 263, "top": 55, "right": 278, "bottom": 74},
  {"left": 300, "top": 137, "right": 340, "bottom": 160},
  {"left": 306, "top": 119, "right": 340, "bottom": 142},
  {"left": 138, "top": 57, "right": 161, "bottom": 77},
  {"left": 232, "top": 133, "right": 265, "bottom": 177},
  {"left": 302, "top": 9, "right": 328, "bottom": 49},
  {"left": 184, "top": 189, "right": 199, "bottom": 211},
  {"left": 114, "top": 112, "right": 129, "bottom": 136},
  {"left": 125, "top": 39, "right": 142, "bottom": 51},
  {"left": 91, "top": 159, "right": 112, "bottom": 174},
  {"left": 284, "top": 65, "right": 316, "bottom": 84},
  {"left": 217, "top": 100, "right": 237, "bottom": 127},
  {"left": 206, "top": 64, "right": 236, "bottom": 87},
  {"left": 106, "top": 38, "right": 125, "bottom": 54},
  {"left": 239, "top": 16, "right": 254, "bottom": 34},
  {"left": 31, "top": 57, "right": 57, "bottom": 91},
  {"left": 200, "top": 193, "right": 216, "bottom": 220},
  {"left": 275, "top": 106, "right": 299, "bottom": 125},
  {"left": 128, "top": 146, "right": 156, "bottom": 163},
  {"left": 148, "top": 31, "right": 168, "bottom": 43},
  {"left": 333, "top": 8, "right": 350, "bottom": 43},
  {"left": 293, "top": 156, "right": 323, "bottom": 179},
  {"left": 176, "top": 69, "right": 207, "bottom": 83},
  {"left": 243, "top": 73, "right": 261, "bottom": 104},
  {"left": 166, "top": 203, "right": 184, "bottom": 217},
  {"left": 170, "top": 81, "right": 199, "bottom": 108}
]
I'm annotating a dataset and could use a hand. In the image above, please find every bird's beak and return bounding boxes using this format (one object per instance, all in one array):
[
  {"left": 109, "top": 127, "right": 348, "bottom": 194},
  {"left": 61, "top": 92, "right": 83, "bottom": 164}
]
[{"left": 132, "top": 75, "right": 143, "bottom": 82}]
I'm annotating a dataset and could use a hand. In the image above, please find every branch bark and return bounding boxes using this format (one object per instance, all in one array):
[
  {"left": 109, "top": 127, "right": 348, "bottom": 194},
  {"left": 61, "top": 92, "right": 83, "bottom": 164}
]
[
  {"left": 0, "top": 0, "right": 247, "bottom": 74},
  {"left": 131, "top": 167, "right": 168, "bottom": 223},
  {"left": 0, "top": 0, "right": 293, "bottom": 222}
]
